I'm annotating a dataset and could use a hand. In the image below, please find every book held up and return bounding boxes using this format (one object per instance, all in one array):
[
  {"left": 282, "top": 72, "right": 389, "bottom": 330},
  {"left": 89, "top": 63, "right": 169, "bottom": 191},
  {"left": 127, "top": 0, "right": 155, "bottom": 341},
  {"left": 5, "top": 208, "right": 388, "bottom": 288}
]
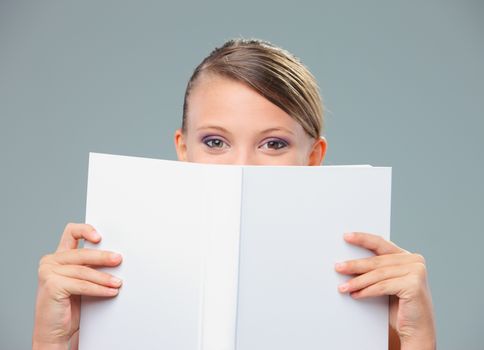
[{"left": 80, "top": 152, "right": 392, "bottom": 350}]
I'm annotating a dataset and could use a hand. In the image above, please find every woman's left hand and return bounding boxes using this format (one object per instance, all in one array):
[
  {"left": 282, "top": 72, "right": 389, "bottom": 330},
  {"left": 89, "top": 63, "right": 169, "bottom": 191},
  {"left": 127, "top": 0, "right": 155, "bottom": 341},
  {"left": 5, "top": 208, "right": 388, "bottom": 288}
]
[{"left": 334, "top": 232, "right": 436, "bottom": 350}]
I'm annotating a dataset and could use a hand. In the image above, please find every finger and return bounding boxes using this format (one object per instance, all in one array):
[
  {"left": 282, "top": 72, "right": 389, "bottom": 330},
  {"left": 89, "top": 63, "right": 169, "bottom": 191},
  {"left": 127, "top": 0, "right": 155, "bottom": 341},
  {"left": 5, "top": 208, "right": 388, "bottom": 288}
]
[
  {"left": 349, "top": 270, "right": 425, "bottom": 300},
  {"left": 57, "top": 223, "right": 101, "bottom": 252},
  {"left": 338, "top": 264, "right": 412, "bottom": 293},
  {"left": 335, "top": 252, "right": 425, "bottom": 275},
  {"left": 57, "top": 275, "right": 121, "bottom": 298},
  {"left": 343, "top": 232, "right": 405, "bottom": 255},
  {"left": 50, "top": 248, "right": 122, "bottom": 267},
  {"left": 52, "top": 265, "right": 123, "bottom": 288}
]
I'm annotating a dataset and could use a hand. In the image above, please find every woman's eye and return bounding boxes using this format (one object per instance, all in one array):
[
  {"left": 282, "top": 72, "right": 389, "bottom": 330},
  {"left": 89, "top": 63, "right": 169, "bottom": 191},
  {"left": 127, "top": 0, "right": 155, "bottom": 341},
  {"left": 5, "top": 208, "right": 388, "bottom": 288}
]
[
  {"left": 203, "top": 138, "right": 228, "bottom": 149},
  {"left": 260, "top": 139, "right": 288, "bottom": 150}
]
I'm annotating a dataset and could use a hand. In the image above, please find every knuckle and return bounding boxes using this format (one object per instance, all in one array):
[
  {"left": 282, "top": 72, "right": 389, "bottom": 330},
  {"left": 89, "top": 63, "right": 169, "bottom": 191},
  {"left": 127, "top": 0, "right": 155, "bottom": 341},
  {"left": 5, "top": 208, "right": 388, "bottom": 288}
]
[
  {"left": 78, "top": 282, "right": 90, "bottom": 295},
  {"left": 374, "top": 268, "right": 387, "bottom": 281},
  {"left": 414, "top": 262, "right": 428, "bottom": 278},
  {"left": 376, "top": 282, "right": 387, "bottom": 294},
  {"left": 37, "top": 264, "right": 51, "bottom": 283},
  {"left": 39, "top": 253, "right": 53, "bottom": 266},
  {"left": 64, "top": 222, "right": 94, "bottom": 235},
  {"left": 413, "top": 253, "right": 426, "bottom": 264},
  {"left": 70, "top": 248, "right": 86, "bottom": 265},
  {"left": 76, "top": 265, "right": 89, "bottom": 280},
  {"left": 43, "top": 275, "right": 60, "bottom": 294},
  {"left": 371, "top": 257, "right": 382, "bottom": 269},
  {"left": 72, "top": 248, "right": 83, "bottom": 260}
]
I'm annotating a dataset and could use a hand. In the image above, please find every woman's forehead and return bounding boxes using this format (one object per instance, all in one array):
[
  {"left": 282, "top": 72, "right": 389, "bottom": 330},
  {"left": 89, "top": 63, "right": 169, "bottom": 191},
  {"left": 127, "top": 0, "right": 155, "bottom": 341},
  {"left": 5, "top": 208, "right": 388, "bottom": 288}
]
[{"left": 187, "top": 75, "right": 304, "bottom": 134}]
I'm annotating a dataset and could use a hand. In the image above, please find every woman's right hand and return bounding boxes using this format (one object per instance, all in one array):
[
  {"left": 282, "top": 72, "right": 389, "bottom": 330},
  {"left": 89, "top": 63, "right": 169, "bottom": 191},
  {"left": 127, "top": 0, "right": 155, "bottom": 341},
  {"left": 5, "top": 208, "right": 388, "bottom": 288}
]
[{"left": 32, "top": 223, "right": 123, "bottom": 350}]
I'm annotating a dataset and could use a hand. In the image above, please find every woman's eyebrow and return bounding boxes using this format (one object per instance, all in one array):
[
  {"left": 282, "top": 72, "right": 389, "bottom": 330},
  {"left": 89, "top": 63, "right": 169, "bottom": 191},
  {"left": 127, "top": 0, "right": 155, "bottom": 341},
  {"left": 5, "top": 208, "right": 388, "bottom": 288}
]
[
  {"left": 260, "top": 127, "right": 295, "bottom": 136},
  {"left": 196, "top": 125, "right": 233, "bottom": 135},
  {"left": 196, "top": 125, "right": 295, "bottom": 136}
]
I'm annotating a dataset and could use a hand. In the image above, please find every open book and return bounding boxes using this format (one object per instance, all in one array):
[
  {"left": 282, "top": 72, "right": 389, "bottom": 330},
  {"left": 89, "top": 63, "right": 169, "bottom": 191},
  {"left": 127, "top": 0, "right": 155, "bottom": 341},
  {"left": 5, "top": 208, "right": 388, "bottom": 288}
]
[{"left": 79, "top": 152, "right": 392, "bottom": 349}]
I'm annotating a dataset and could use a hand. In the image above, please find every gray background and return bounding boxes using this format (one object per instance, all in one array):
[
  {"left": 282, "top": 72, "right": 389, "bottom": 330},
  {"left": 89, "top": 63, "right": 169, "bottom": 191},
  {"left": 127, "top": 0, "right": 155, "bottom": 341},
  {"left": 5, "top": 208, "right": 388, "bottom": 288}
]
[{"left": 1, "top": 0, "right": 482, "bottom": 349}]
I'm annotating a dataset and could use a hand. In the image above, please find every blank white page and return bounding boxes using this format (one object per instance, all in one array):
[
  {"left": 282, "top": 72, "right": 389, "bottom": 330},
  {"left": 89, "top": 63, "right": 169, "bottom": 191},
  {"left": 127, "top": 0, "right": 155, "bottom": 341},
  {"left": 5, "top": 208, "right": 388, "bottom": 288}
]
[
  {"left": 79, "top": 153, "right": 242, "bottom": 349},
  {"left": 235, "top": 166, "right": 391, "bottom": 350}
]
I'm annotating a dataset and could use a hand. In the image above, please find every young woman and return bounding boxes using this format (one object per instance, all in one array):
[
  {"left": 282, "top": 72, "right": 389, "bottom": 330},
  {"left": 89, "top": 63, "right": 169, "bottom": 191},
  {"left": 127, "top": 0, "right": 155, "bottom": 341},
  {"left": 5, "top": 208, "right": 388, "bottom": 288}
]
[{"left": 33, "top": 38, "right": 436, "bottom": 350}]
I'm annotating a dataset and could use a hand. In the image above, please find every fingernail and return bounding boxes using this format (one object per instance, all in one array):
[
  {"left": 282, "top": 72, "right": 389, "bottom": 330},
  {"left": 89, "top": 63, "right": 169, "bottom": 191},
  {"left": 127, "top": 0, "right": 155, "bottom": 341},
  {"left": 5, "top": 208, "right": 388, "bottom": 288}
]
[
  {"left": 91, "top": 230, "right": 101, "bottom": 240},
  {"left": 111, "top": 277, "right": 122, "bottom": 285},
  {"left": 338, "top": 283, "right": 349, "bottom": 293},
  {"left": 343, "top": 232, "right": 354, "bottom": 239},
  {"left": 110, "top": 253, "right": 122, "bottom": 261},
  {"left": 335, "top": 262, "right": 346, "bottom": 271},
  {"left": 108, "top": 288, "right": 119, "bottom": 295}
]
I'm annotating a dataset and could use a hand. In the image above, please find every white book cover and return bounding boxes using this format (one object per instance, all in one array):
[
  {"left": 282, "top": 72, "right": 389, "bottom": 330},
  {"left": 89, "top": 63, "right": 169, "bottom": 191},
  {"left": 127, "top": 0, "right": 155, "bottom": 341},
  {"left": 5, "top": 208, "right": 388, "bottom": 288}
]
[{"left": 79, "top": 152, "right": 392, "bottom": 350}]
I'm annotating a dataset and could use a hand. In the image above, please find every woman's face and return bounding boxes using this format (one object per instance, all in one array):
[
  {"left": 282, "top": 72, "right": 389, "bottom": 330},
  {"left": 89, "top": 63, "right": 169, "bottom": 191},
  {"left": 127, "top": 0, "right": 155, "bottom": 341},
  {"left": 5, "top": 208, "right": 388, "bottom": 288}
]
[{"left": 174, "top": 74, "right": 327, "bottom": 166}]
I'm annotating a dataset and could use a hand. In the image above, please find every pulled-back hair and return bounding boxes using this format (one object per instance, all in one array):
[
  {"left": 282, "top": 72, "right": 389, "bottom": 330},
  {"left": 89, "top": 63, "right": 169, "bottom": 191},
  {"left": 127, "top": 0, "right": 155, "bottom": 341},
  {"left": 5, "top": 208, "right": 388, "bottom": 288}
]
[{"left": 181, "top": 38, "right": 324, "bottom": 139}]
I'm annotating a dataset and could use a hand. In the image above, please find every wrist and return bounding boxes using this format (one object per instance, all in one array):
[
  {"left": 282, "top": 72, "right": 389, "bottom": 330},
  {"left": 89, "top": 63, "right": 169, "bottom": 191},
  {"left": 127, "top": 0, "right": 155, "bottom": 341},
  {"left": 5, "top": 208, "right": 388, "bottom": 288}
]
[
  {"left": 398, "top": 294, "right": 436, "bottom": 350},
  {"left": 400, "top": 334, "right": 436, "bottom": 350},
  {"left": 32, "top": 340, "right": 69, "bottom": 350}
]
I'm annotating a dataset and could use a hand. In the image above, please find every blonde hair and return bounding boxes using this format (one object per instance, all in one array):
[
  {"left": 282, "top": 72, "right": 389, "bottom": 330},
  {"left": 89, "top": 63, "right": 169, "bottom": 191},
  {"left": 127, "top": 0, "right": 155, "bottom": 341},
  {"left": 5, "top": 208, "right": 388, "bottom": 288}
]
[{"left": 182, "top": 38, "right": 324, "bottom": 139}]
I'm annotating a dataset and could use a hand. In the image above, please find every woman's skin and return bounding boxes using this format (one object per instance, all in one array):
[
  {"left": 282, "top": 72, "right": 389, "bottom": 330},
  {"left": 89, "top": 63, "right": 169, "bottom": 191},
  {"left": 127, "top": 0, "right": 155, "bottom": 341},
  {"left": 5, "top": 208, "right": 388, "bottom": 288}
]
[{"left": 33, "top": 73, "right": 436, "bottom": 350}]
